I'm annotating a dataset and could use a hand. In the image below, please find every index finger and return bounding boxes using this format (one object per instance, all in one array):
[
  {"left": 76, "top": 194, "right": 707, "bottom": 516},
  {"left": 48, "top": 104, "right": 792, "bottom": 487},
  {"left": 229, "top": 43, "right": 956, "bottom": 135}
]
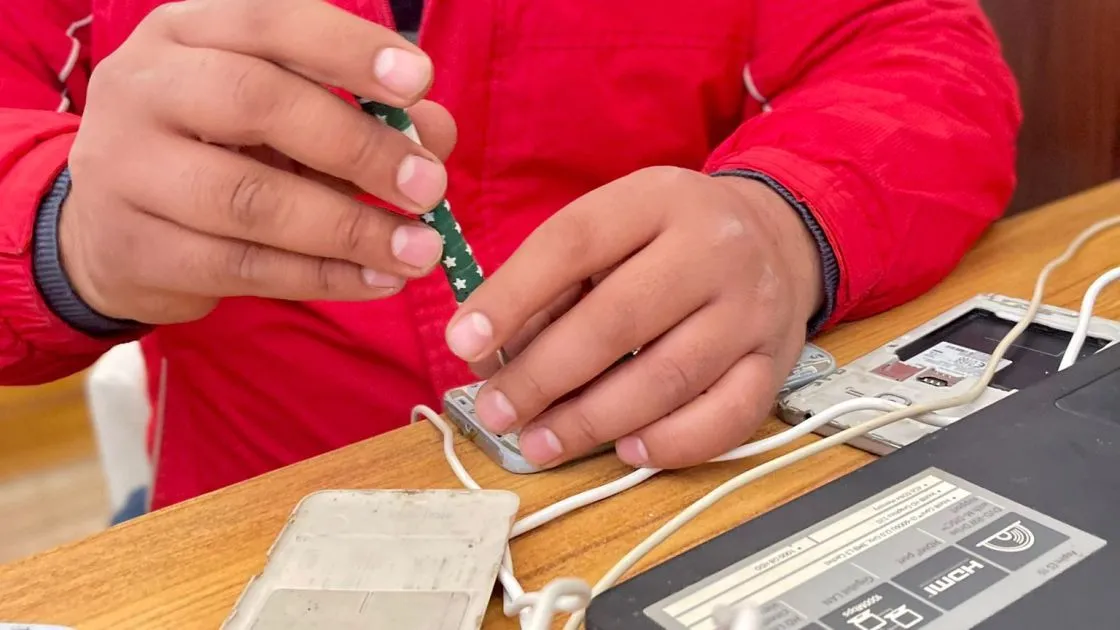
[
  {"left": 445, "top": 180, "right": 663, "bottom": 362},
  {"left": 158, "top": 0, "right": 432, "bottom": 105}
]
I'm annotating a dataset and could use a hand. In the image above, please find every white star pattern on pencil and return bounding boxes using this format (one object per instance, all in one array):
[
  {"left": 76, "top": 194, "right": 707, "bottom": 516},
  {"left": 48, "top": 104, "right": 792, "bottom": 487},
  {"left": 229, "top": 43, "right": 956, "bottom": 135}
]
[{"left": 443, "top": 256, "right": 457, "bottom": 268}]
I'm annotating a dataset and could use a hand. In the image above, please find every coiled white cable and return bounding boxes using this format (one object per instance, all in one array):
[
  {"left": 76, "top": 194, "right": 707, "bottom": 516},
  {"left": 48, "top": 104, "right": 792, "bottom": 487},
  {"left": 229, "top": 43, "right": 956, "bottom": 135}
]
[{"left": 1059, "top": 264, "right": 1120, "bottom": 370}]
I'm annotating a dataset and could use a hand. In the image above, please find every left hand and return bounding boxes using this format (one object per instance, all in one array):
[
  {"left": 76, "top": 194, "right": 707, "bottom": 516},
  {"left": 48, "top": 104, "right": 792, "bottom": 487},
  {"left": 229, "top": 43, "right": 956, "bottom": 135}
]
[{"left": 444, "top": 166, "right": 825, "bottom": 469}]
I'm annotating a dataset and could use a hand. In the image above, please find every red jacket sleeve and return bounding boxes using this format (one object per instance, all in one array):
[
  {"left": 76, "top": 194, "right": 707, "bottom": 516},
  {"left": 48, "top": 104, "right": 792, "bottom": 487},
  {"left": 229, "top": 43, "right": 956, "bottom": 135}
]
[
  {"left": 704, "top": 0, "right": 1020, "bottom": 327},
  {"left": 0, "top": 2, "right": 119, "bottom": 385}
]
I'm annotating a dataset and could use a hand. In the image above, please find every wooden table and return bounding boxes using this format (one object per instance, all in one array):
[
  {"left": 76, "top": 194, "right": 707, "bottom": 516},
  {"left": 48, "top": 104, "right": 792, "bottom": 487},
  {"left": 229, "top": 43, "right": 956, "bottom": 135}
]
[{"left": 3, "top": 182, "right": 1120, "bottom": 629}]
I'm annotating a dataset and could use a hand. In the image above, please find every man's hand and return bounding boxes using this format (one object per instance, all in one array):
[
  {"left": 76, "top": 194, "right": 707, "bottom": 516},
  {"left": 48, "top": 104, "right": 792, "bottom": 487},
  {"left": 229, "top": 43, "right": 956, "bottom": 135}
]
[
  {"left": 62, "top": 0, "right": 456, "bottom": 325},
  {"left": 444, "top": 166, "right": 825, "bottom": 469}
]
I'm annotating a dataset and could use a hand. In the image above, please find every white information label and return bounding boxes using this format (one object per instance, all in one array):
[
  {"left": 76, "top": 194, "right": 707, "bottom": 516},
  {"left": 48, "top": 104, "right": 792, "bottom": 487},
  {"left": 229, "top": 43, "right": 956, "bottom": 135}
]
[
  {"left": 645, "top": 468, "right": 1106, "bottom": 630},
  {"left": 908, "top": 342, "right": 1011, "bottom": 379}
]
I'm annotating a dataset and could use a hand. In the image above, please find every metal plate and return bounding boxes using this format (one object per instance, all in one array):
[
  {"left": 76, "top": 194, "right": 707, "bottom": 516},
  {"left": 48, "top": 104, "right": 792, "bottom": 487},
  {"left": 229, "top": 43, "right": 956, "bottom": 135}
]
[
  {"left": 222, "top": 489, "right": 519, "bottom": 630},
  {"left": 778, "top": 294, "right": 1120, "bottom": 454}
]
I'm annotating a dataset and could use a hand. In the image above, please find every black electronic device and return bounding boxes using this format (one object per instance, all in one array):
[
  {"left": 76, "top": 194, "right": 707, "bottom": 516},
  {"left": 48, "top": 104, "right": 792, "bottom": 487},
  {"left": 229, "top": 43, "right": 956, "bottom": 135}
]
[{"left": 587, "top": 344, "right": 1120, "bottom": 630}]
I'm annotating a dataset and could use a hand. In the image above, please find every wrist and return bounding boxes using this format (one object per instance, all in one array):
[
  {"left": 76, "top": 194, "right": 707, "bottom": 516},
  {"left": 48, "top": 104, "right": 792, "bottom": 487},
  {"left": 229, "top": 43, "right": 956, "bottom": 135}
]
[
  {"left": 33, "top": 167, "right": 145, "bottom": 337},
  {"left": 713, "top": 175, "right": 826, "bottom": 325}
]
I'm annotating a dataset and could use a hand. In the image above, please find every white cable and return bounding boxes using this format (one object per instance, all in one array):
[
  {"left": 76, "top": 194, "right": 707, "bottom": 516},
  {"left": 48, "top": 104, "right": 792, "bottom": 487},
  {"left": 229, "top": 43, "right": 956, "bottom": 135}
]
[
  {"left": 511, "top": 467, "right": 661, "bottom": 537},
  {"left": 710, "top": 396, "right": 953, "bottom": 463},
  {"left": 1059, "top": 264, "right": 1120, "bottom": 370},
  {"left": 558, "top": 214, "right": 1120, "bottom": 630},
  {"left": 513, "top": 396, "right": 953, "bottom": 536},
  {"left": 511, "top": 578, "right": 592, "bottom": 630},
  {"left": 412, "top": 214, "right": 1120, "bottom": 630},
  {"left": 411, "top": 363, "right": 991, "bottom": 627},
  {"left": 409, "top": 406, "right": 610, "bottom": 628},
  {"left": 411, "top": 398, "right": 927, "bottom": 626},
  {"left": 409, "top": 406, "right": 657, "bottom": 537}
]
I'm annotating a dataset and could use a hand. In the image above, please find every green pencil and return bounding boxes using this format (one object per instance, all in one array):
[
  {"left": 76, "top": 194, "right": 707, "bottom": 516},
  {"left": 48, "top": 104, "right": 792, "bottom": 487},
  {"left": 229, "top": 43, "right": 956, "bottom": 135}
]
[
  {"left": 357, "top": 97, "right": 510, "bottom": 364},
  {"left": 356, "top": 98, "right": 483, "bottom": 305},
  {"left": 356, "top": 98, "right": 638, "bottom": 370}
]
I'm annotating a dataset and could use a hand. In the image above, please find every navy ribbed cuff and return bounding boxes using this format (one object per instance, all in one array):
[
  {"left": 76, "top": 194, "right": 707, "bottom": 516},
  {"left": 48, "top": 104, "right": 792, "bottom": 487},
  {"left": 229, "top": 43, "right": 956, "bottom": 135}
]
[
  {"left": 32, "top": 166, "right": 144, "bottom": 338},
  {"left": 712, "top": 169, "right": 839, "bottom": 337}
]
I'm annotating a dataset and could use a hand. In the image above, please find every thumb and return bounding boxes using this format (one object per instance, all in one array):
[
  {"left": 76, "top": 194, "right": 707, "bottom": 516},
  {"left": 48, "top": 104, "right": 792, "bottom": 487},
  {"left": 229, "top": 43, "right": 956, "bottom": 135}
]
[{"left": 408, "top": 99, "right": 457, "bottom": 163}]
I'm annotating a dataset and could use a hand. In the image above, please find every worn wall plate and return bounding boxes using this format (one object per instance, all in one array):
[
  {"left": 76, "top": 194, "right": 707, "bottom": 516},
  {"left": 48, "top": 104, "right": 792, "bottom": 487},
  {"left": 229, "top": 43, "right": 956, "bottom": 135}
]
[{"left": 222, "top": 489, "right": 519, "bottom": 630}]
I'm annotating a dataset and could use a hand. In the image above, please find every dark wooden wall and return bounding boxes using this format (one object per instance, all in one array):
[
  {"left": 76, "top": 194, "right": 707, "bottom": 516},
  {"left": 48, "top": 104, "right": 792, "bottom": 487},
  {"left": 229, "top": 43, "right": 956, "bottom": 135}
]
[{"left": 980, "top": 0, "right": 1120, "bottom": 214}]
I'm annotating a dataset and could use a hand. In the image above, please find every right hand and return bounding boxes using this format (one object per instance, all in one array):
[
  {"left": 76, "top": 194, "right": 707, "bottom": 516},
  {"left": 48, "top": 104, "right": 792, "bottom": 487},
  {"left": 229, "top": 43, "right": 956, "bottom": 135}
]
[{"left": 62, "top": 0, "right": 457, "bottom": 325}]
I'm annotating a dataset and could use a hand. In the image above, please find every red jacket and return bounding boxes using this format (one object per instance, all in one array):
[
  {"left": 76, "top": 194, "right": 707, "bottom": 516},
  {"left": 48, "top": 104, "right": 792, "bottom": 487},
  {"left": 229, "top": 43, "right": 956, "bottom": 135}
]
[{"left": 0, "top": 0, "right": 1019, "bottom": 509}]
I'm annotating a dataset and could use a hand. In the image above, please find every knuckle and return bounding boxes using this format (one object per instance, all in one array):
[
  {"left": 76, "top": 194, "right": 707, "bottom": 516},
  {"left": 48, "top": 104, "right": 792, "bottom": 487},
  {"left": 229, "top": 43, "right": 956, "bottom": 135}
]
[
  {"left": 646, "top": 354, "right": 695, "bottom": 403},
  {"left": 225, "top": 241, "right": 265, "bottom": 284},
  {"left": 89, "top": 42, "right": 152, "bottom": 98},
  {"left": 344, "top": 127, "right": 391, "bottom": 172},
  {"left": 315, "top": 258, "right": 336, "bottom": 293},
  {"left": 224, "top": 170, "right": 273, "bottom": 231},
  {"left": 567, "top": 401, "right": 605, "bottom": 448},
  {"left": 224, "top": 59, "right": 278, "bottom": 126},
  {"left": 335, "top": 205, "right": 380, "bottom": 260},
  {"left": 514, "top": 369, "right": 553, "bottom": 411},
  {"left": 87, "top": 54, "right": 125, "bottom": 93},
  {"left": 313, "top": 258, "right": 354, "bottom": 294},
  {"left": 634, "top": 165, "right": 691, "bottom": 195},
  {"left": 139, "top": 3, "right": 178, "bottom": 30}
]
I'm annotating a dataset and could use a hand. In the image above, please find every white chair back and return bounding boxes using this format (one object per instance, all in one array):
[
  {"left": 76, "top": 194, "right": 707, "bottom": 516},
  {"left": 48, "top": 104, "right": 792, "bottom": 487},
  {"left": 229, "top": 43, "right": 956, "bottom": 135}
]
[{"left": 84, "top": 341, "right": 152, "bottom": 515}]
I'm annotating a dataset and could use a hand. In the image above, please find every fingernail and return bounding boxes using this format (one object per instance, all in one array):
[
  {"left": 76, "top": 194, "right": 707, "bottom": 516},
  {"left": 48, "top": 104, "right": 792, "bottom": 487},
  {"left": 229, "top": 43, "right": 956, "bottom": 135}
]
[
  {"left": 476, "top": 388, "right": 516, "bottom": 433},
  {"left": 361, "top": 268, "right": 404, "bottom": 289},
  {"left": 397, "top": 155, "right": 446, "bottom": 209},
  {"left": 391, "top": 224, "right": 443, "bottom": 268},
  {"left": 520, "top": 427, "right": 563, "bottom": 464},
  {"left": 373, "top": 47, "right": 431, "bottom": 98},
  {"left": 446, "top": 312, "right": 493, "bottom": 360},
  {"left": 616, "top": 436, "right": 649, "bottom": 467}
]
